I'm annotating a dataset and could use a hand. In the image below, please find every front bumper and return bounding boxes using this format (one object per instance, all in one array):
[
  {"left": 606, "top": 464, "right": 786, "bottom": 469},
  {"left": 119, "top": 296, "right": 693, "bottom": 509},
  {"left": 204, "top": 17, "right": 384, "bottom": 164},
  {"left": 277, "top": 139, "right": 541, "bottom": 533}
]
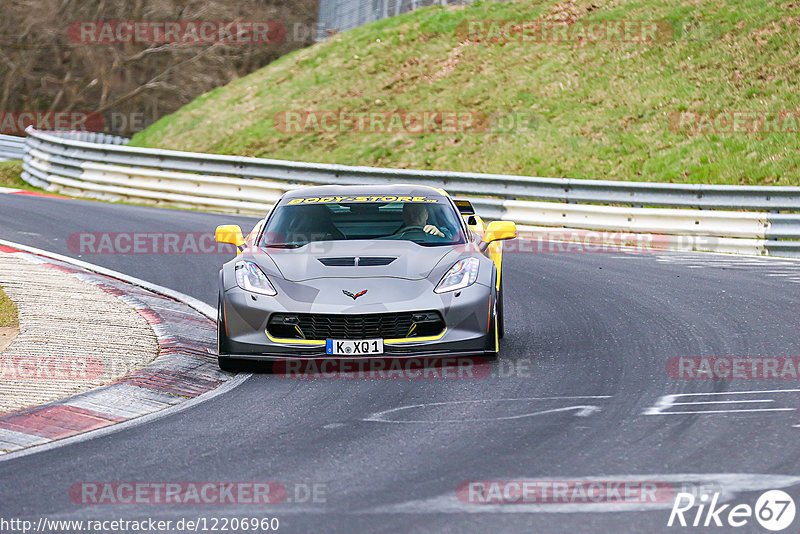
[{"left": 220, "top": 276, "right": 494, "bottom": 360}]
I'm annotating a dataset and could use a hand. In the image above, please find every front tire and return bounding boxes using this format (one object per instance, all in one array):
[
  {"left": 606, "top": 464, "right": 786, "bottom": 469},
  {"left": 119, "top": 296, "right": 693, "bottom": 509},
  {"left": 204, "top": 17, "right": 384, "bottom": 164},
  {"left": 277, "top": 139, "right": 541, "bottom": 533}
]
[
  {"left": 497, "top": 274, "right": 505, "bottom": 339},
  {"left": 217, "top": 293, "right": 235, "bottom": 372},
  {"left": 484, "top": 290, "right": 499, "bottom": 361},
  {"left": 218, "top": 355, "right": 240, "bottom": 372}
]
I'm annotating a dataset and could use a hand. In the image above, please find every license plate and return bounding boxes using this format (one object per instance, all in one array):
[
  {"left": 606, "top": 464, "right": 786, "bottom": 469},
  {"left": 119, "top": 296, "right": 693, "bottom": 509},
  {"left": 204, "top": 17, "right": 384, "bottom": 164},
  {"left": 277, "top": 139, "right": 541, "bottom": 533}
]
[{"left": 326, "top": 339, "right": 384, "bottom": 355}]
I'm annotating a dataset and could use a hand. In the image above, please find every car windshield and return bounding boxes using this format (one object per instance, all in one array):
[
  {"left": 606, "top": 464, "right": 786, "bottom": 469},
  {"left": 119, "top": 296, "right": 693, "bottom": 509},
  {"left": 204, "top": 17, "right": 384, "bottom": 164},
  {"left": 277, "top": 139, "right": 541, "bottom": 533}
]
[{"left": 260, "top": 197, "right": 465, "bottom": 247}]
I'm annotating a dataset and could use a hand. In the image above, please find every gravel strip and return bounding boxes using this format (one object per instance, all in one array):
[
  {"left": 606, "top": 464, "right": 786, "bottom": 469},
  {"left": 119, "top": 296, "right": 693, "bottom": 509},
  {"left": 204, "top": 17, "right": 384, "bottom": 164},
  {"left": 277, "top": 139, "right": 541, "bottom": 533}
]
[{"left": 0, "top": 254, "right": 159, "bottom": 414}]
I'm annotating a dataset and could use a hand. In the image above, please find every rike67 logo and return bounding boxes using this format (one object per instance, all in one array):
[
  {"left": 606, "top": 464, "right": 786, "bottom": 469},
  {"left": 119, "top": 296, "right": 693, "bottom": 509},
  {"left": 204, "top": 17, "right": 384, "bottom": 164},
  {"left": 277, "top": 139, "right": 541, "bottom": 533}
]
[{"left": 668, "top": 490, "right": 796, "bottom": 531}]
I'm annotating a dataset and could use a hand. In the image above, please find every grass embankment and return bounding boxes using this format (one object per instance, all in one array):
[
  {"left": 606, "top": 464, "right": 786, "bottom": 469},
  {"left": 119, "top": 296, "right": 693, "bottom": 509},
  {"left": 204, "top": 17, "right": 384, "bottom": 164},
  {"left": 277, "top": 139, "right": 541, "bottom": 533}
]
[
  {"left": 131, "top": 0, "right": 800, "bottom": 186},
  {"left": 0, "top": 161, "right": 25, "bottom": 190},
  {"left": 0, "top": 160, "right": 49, "bottom": 194}
]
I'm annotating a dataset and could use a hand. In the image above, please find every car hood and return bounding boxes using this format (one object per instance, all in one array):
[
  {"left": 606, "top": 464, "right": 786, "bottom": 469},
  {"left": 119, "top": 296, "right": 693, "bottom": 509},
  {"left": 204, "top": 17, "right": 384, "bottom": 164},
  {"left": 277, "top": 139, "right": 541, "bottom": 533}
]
[{"left": 259, "top": 240, "right": 458, "bottom": 282}]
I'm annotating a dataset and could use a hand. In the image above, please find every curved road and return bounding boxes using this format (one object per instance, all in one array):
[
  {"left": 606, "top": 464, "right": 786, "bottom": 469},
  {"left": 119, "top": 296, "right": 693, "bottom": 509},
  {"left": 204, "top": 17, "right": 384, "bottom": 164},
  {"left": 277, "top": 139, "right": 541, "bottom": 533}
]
[{"left": 1, "top": 193, "right": 799, "bottom": 533}]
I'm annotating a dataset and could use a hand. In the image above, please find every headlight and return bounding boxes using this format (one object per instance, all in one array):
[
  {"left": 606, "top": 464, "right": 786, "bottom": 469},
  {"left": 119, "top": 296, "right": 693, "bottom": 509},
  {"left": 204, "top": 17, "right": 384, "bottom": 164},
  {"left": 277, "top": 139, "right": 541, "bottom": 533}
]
[
  {"left": 434, "top": 258, "right": 479, "bottom": 294},
  {"left": 235, "top": 261, "right": 277, "bottom": 296}
]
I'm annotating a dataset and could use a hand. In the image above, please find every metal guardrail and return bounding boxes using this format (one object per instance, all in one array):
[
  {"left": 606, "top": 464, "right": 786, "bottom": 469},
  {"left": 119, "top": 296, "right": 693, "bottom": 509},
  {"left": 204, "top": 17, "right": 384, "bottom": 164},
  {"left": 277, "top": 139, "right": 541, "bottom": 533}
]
[
  {"left": 19, "top": 128, "right": 800, "bottom": 258},
  {"left": 0, "top": 134, "right": 25, "bottom": 161},
  {"left": 21, "top": 129, "right": 800, "bottom": 211},
  {"left": 317, "top": 0, "right": 475, "bottom": 41}
]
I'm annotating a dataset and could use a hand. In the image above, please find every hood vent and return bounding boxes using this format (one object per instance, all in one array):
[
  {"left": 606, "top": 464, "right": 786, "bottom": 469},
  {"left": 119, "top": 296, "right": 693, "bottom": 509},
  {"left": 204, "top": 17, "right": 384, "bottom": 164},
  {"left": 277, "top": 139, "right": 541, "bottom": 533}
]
[
  {"left": 318, "top": 257, "right": 355, "bottom": 266},
  {"left": 318, "top": 256, "right": 397, "bottom": 267},
  {"left": 358, "top": 256, "right": 397, "bottom": 266}
]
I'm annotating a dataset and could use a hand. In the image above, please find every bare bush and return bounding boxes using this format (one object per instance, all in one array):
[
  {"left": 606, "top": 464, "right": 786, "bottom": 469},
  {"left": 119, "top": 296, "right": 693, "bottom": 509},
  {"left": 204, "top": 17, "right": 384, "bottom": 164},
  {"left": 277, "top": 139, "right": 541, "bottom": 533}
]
[{"left": 0, "top": 0, "right": 318, "bottom": 136}]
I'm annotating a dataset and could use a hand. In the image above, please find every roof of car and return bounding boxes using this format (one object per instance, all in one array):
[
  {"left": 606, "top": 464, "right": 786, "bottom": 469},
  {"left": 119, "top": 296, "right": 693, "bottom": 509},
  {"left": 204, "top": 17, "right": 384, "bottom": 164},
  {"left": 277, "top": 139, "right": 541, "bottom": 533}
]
[{"left": 280, "top": 184, "right": 449, "bottom": 201}]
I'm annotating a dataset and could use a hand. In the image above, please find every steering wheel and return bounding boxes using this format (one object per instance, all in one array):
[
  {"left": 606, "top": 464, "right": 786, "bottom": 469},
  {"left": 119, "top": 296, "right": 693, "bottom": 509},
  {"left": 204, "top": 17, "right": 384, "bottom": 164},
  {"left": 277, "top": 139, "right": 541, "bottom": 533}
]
[
  {"left": 392, "top": 225, "right": 429, "bottom": 239},
  {"left": 394, "top": 225, "right": 425, "bottom": 233}
]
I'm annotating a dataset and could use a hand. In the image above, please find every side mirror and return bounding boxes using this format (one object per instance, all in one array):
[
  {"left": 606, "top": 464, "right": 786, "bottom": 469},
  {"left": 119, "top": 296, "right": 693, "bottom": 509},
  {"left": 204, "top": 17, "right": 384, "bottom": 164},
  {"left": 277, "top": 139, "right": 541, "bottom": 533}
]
[
  {"left": 483, "top": 221, "right": 517, "bottom": 244},
  {"left": 215, "top": 225, "right": 245, "bottom": 249}
]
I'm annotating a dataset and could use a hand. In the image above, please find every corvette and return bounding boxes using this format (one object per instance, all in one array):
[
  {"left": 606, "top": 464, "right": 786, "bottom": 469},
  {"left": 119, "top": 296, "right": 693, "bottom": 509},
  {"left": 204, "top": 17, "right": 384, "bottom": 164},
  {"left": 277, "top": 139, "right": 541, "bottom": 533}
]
[{"left": 214, "top": 184, "right": 516, "bottom": 371}]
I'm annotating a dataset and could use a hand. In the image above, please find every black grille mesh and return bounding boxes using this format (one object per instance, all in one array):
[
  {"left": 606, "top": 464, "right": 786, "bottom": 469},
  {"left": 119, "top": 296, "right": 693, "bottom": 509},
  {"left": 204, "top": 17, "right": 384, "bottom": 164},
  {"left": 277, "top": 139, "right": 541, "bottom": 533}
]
[{"left": 268, "top": 311, "right": 444, "bottom": 340}]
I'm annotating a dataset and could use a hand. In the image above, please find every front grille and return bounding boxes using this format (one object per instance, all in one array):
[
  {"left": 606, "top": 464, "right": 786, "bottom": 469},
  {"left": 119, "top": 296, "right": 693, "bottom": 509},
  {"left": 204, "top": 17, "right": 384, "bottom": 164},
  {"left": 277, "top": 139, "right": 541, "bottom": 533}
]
[
  {"left": 318, "top": 257, "right": 396, "bottom": 267},
  {"left": 268, "top": 311, "right": 444, "bottom": 340}
]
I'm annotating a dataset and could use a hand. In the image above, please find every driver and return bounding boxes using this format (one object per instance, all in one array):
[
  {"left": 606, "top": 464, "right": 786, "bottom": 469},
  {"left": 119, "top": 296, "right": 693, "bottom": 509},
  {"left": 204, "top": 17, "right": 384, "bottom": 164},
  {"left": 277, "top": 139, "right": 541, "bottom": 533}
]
[{"left": 401, "top": 203, "right": 445, "bottom": 237}]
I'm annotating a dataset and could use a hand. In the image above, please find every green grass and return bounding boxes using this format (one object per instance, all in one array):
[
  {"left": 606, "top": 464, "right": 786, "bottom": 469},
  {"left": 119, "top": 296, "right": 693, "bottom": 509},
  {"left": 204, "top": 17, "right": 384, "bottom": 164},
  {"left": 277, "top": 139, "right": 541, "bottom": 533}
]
[
  {"left": 0, "top": 160, "right": 50, "bottom": 194},
  {"left": 0, "top": 161, "right": 24, "bottom": 329},
  {"left": 0, "top": 160, "right": 26, "bottom": 189},
  {"left": 0, "top": 286, "right": 18, "bottom": 328},
  {"left": 130, "top": 0, "right": 800, "bottom": 185}
]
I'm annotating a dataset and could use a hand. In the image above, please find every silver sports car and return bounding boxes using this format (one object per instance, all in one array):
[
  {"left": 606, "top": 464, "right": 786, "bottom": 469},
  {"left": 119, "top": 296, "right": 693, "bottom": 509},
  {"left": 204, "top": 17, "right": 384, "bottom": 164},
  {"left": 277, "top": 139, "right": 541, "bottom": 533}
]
[{"left": 214, "top": 184, "right": 516, "bottom": 371}]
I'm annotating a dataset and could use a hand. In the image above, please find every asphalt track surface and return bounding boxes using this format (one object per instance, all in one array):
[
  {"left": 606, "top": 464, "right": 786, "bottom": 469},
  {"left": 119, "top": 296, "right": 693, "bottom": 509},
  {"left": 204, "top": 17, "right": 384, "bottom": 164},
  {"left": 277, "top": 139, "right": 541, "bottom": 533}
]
[{"left": 1, "top": 193, "right": 800, "bottom": 533}]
